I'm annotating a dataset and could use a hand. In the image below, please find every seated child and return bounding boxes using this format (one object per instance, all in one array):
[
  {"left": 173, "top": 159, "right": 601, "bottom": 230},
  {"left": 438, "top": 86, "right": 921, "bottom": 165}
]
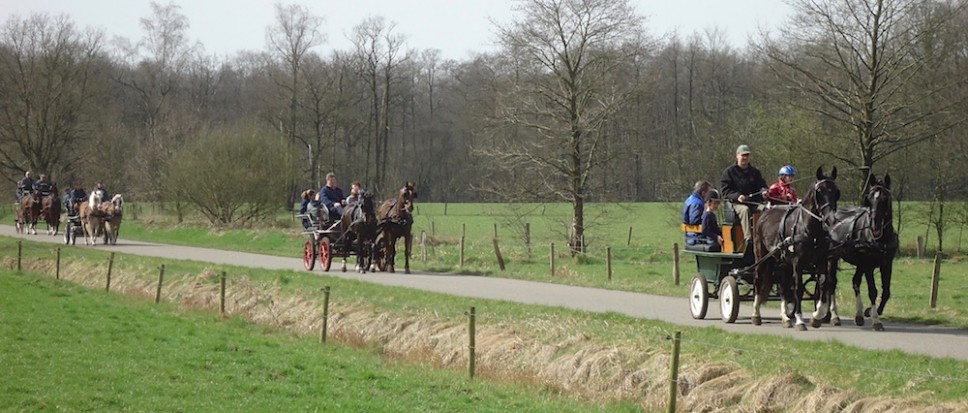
[
  {"left": 767, "top": 165, "right": 798, "bottom": 205},
  {"left": 700, "top": 190, "right": 724, "bottom": 252}
]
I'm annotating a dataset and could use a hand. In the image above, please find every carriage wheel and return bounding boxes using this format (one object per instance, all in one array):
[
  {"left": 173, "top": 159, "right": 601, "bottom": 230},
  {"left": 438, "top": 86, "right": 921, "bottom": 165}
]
[
  {"left": 374, "top": 236, "right": 389, "bottom": 272},
  {"left": 689, "top": 274, "right": 709, "bottom": 320},
  {"left": 303, "top": 238, "right": 316, "bottom": 271},
  {"left": 719, "top": 275, "right": 740, "bottom": 323},
  {"left": 319, "top": 238, "right": 333, "bottom": 272}
]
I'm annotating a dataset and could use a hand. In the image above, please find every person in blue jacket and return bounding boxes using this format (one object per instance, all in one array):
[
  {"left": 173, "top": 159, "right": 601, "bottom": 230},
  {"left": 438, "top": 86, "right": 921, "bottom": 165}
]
[
  {"left": 682, "top": 180, "right": 711, "bottom": 245},
  {"left": 319, "top": 172, "right": 345, "bottom": 220}
]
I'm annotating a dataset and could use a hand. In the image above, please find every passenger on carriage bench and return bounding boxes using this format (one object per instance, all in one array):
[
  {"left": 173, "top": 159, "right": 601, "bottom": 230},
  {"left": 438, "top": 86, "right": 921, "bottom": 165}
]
[
  {"left": 17, "top": 171, "right": 35, "bottom": 202},
  {"left": 720, "top": 144, "right": 767, "bottom": 250},
  {"left": 33, "top": 174, "right": 52, "bottom": 197},
  {"left": 767, "top": 165, "right": 798, "bottom": 205},
  {"left": 299, "top": 189, "right": 319, "bottom": 229},
  {"left": 345, "top": 181, "right": 363, "bottom": 205},
  {"left": 700, "top": 190, "right": 724, "bottom": 251},
  {"left": 682, "top": 180, "right": 711, "bottom": 246},
  {"left": 65, "top": 181, "right": 87, "bottom": 216},
  {"left": 320, "top": 172, "right": 345, "bottom": 219}
]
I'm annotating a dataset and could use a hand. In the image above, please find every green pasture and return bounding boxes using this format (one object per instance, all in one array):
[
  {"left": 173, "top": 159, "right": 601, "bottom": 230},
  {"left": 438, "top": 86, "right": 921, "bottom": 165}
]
[
  {"left": 2, "top": 237, "right": 967, "bottom": 404},
  {"left": 0, "top": 270, "right": 640, "bottom": 412},
  {"left": 2, "top": 201, "right": 964, "bottom": 329}
]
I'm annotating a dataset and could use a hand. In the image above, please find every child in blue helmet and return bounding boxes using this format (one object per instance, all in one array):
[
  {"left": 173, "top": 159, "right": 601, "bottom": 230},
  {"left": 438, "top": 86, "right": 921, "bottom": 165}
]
[{"left": 767, "top": 165, "right": 798, "bottom": 205}]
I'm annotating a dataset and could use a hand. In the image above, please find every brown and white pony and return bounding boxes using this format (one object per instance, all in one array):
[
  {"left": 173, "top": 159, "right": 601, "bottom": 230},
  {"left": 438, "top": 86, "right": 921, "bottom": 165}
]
[
  {"left": 339, "top": 191, "right": 376, "bottom": 273},
  {"left": 41, "top": 184, "right": 61, "bottom": 235},
  {"left": 100, "top": 194, "right": 124, "bottom": 245},
  {"left": 16, "top": 190, "right": 42, "bottom": 235},
  {"left": 376, "top": 182, "right": 417, "bottom": 273}
]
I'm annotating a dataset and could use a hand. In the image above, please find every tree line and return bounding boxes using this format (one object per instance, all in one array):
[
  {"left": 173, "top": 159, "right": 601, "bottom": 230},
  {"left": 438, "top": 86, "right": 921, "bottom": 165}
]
[{"left": 1, "top": 0, "right": 965, "bottom": 246}]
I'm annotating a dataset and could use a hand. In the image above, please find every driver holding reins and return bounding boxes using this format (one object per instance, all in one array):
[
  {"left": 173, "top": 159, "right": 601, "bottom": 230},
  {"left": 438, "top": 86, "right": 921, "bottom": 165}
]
[{"left": 720, "top": 144, "right": 768, "bottom": 251}]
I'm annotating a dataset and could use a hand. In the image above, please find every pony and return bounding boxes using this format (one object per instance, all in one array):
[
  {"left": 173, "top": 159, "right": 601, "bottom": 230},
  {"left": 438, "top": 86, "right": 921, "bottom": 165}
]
[
  {"left": 16, "top": 190, "right": 42, "bottom": 235},
  {"left": 339, "top": 191, "right": 376, "bottom": 273},
  {"left": 40, "top": 183, "right": 61, "bottom": 235},
  {"left": 751, "top": 167, "right": 840, "bottom": 331},
  {"left": 101, "top": 194, "right": 124, "bottom": 245},
  {"left": 80, "top": 189, "right": 105, "bottom": 246},
  {"left": 826, "top": 174, "right": 896, "bottom": 331},
  {"left": 376, "top": 181, "right": 417, "bottom": 273}
]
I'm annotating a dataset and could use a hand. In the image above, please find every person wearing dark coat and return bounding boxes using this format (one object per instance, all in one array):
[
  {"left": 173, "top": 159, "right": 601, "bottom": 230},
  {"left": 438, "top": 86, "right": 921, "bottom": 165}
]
[
  {"left": 319, "top": 172, "right": 345, "bottom": 220},
  {"left": 720, "top": 144, "right": 767, "bottom": 248},
  {"left": 17, "top": 171, "right": 35, "bottom": 202}
]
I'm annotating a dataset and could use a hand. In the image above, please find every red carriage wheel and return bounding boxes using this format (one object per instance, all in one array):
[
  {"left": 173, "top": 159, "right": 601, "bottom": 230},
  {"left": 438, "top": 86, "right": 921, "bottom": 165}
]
[
  {"left": 303, "top": 238, "right": 316, "bottom": 271},
  {"left": 319, "top": 238, "right": 333, "bottom": 272}
]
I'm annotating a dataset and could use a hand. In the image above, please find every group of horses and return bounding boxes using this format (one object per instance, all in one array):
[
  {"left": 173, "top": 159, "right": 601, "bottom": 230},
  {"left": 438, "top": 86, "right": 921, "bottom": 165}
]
[
  {"left": 15, "top": 184, "right": 61, "bottom": 235},
  {"left": 15, "top": 185, "right": 124, "bottom": 246},
  {"left": 751, "top": 167, "right": 896, "bottom": 331},
  {"left": 336, "top": 181, "right": 417, "bottom": 274}
]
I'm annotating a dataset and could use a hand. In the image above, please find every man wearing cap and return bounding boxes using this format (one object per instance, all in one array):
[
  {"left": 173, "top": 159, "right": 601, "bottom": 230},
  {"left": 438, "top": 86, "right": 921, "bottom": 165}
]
[{"left": 720, "top": 144, "right": 767, "bottom": 248}]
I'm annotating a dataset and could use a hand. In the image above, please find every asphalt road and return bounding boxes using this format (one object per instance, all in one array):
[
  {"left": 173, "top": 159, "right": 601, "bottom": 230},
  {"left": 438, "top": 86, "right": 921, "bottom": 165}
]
[{"left": 3, "top": 224, "right": 966, "bottom": 361}]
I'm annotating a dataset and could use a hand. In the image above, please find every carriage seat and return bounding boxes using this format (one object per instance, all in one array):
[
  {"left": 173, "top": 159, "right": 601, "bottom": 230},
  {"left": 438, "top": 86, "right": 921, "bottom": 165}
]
[{"left": 680, "top": 223, "right": 721, "bottom": 252}]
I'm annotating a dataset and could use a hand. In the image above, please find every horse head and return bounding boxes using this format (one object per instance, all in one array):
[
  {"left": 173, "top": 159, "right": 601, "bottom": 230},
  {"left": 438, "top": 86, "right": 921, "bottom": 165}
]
[
  {"left": 111, "top": 194, "right": 124, "bottom": 213},
  {"left": 398, "top": 181, "right": 417, "bottom": 214},
  {"left": 359, "top": 191, "right": 375, "bottom": 223},
  {"left": 89, "top": 189, "right": 104, "bottom": 209},
  {"left": 803, "top": 166, "right": 840, "bottom": 227},
  {"left": 864, "top": 174, "right": 892, "bottom": 239}
]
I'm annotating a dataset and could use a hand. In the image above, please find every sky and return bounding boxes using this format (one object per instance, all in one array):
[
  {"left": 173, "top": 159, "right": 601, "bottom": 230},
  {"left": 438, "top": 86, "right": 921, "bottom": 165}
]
[{"left": 0, "top": 0, "right": 793, "bottom": 60}]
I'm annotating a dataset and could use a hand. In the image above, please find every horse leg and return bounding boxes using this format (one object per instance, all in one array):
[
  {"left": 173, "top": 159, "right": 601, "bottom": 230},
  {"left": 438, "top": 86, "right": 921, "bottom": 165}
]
[
  {"left": 811, "top": 269, "right": 832, "bottom": 329},
  {"left": 825, "top": 257, "right": 841, "bottom": 326},
  {"left": 342, "top": 235, "right": 350, "bottom": 272},
  {"left": 870, "top": 263, "right": 890, "bottom": 332},
  {"left": 403, "top": 231, "right": 412, "bottom": 274},
  {"left": 791, "top": 265, "right": 807, "bottom": 331},
  {"left": 852, "top": 267, "right": 865, "bottom": 326},
  {"left": 388, "top": 235, "right": 397, "bottom": 273},
  {"left": 751, "top": 256, "right": 771, "bottom": 326},
  {"left": 777, "top": 266, "right": 795, "bottom": 328}
]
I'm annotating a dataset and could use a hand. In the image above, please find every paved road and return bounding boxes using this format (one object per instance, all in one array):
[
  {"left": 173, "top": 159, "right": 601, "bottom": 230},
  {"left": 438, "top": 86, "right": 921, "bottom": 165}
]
[{"left": 3, "top": 225, "right": 967, "bottom": 361}]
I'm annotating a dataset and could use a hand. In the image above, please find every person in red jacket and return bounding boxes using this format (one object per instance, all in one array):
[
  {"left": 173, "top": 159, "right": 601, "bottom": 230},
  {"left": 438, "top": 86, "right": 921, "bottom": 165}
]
[{"left": 767, "top": 165, "right": 798, "bottom": 205}]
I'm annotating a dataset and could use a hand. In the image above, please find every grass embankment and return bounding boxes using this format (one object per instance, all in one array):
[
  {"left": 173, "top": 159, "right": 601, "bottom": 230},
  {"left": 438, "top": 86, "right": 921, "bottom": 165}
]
[
  {"left": 9, "top": 201, "right": 960, "bottom": 329},
  {"left": 0, "top": 270, "right": 639, "bottom": 412},
  {"left": 3, "top": 238, "right": 966, "bottom": 411}
]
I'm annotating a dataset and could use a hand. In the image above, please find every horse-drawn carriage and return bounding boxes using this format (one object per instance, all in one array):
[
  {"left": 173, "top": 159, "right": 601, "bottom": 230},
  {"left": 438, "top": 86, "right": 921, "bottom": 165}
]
[
  {"left": 297, "top": 182, "right": 416, "bottom": 274},
  {"left": 685, "top": 167, "right": 839, "bottom": 330}
]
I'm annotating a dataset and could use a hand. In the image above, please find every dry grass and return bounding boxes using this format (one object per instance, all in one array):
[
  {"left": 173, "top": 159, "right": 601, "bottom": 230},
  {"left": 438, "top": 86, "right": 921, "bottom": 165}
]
[{"left": 6, "top": 256, "right": 965, "bottom": 413}]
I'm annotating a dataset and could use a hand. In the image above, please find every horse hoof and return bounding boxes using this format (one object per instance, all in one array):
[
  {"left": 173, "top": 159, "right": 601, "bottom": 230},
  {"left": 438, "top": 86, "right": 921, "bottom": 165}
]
[
  {"left": 864, "top": 307, "right": 872, "bottom": 317},
  {"left": 781, "top": 320, "right": 793, "bottom": 328},
  {"left": 811, "top": 319, "right": 822, "bottom": 329},
  {"left": 796, "top": 324, "right": 808, "bottom": 332},
  {"left": 751, "top": 316, "right": 761, "bottom": 326},
  {"left": 854, "top": 317, "right": 865, "bottom": 326},
  {"left": 831, "top": 317, "right": 841, "bottom": 326},
  {"left": 873, "top": 323, "right": 885, "bottom": 332},
  {"left": 405, "top": 269, "right": 410, "bottom": 274}
]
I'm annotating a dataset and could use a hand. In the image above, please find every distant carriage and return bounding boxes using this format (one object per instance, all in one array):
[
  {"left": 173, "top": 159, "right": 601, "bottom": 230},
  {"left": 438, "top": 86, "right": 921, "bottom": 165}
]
[{"left": 298, "top": 191, "right": 379, "bottom": 273}]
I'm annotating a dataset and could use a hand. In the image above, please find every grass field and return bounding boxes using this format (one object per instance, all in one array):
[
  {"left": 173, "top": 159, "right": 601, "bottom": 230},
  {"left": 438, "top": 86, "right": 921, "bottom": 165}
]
[
  {"left": 2, "top": 237, "right": 967, "bottom": 410},
  {"left": 0, "top": 270, "right": 640, "bottom": 412}
]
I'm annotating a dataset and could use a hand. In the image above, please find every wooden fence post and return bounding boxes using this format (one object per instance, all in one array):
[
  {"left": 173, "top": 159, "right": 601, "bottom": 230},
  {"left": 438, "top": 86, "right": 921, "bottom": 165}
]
[
  {"left": 105, "top": 252, "right": 115, "bottom": 292},
  {"left": 668, "top": 331, "right": 682, "bottom": 413},
  {"left": 420, "top": 230, "right": 427, "bottom": 262},
  {"left": 444, "top": 203, "right": 448, "bottom": 216},
  {"left": 673, "top": 243, "right": 681, "bottom": 286},
  {"left": 55, "top": 248, "right": 61, "bottom": 280},
  {"left": 606, "top": 247, "right": 612, "bottom": 281},
  {"left": 525, "top": 223, "right": 532, "bottom": 258},
  {"left": 17, "top": 241, "right": 22, "bottom": 272},
  {"left": 917, "top": 236, "right": 925, "bottom": 259},
  {"left": 628, "top": 226, "right": 633, "bottom": 246},
  {"left": 219, "top": 271, "right": 227, "bottom": 316},
  {"left": 549, "top": 242, "right": 556, "bottom": 276},
  {"left": 930, "top": 252, "right": 942, "bottom": 309},
  {"left": 493, "top": 238, "right": 505, "bottom": 271},
  {"left": 320, "top": 286, "right": 331, "bottom": 343},
  {"left": 468, "top": 306, "right": 476, "bottom": 379},
  {"left": 459, "top": 236, "right": 465, "bottom": 268},
  {"left": 493, "top": 223, "right": 498, "bottom": 239},
  {"left": 155, "top": 265, "right": 165, "bottom": 304}
]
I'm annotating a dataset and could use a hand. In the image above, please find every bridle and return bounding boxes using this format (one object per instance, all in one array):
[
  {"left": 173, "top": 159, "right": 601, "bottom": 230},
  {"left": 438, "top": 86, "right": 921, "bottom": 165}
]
[
  {"left": 797, "top": 179, "right": 838, "bottom": 230},
  {"left": 866, "top": 184, "right": 892, "bottom": 241}
]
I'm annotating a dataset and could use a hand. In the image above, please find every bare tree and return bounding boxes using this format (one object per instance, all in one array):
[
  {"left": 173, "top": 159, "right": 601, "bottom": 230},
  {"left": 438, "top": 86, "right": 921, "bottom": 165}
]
[
  {"left": 759, "top": 0, "right": 968, "bottom": 195},
  {"left": 485, "top": 0, "right": 644, "bottom": 251},
  {"left": 0, "top": 14, "right": 104, "bottom": 184},
  {"left": 266, "top": 2, "right": 324, "bottom": 208}
]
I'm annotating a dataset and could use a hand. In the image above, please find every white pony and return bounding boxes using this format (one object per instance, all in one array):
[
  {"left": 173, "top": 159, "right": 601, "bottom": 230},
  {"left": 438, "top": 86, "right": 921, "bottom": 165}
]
[{"left": 82, "top": 189, "right": 105, "bottom": 246}]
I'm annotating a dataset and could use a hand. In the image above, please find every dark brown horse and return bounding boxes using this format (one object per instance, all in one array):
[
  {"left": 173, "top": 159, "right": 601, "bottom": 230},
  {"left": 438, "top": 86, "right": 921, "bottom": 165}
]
[
  {"left": 41, "top": 183, "right": 61, "bottom": 235},
  {"left": 826, "top": 174, "right": 896, "bottom": 331},
  {"left": 751, "top": 167, "right": 840, "bottom": 331},
  {"left": 376, "top": 182, "right": 417, "bottom": 273},
  {"left": 16, "top": 191, "right": 42, "bottom": 235},
  {"left": 339, "top": 191, "right": 376, "bottom": 273}
]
